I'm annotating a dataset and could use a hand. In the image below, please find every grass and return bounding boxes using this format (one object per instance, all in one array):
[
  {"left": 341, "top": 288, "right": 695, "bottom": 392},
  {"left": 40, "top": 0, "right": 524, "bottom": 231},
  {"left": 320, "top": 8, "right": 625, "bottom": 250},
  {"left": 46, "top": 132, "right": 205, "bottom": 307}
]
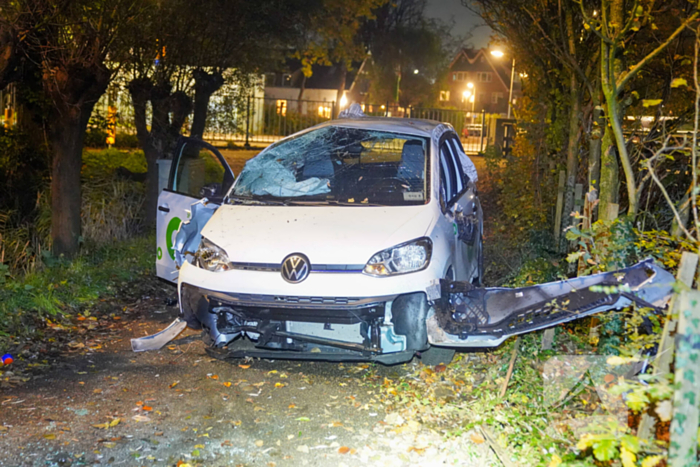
[{"left": 0, "top": 234, "right": 155, "bottom": 342}]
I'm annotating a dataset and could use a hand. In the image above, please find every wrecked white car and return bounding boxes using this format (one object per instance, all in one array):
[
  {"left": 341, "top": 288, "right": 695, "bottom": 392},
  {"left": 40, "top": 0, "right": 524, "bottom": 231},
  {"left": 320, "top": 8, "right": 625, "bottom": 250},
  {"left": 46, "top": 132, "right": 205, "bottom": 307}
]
[{"left": 153, "top": 113, "right": 674, "bottom": 365}]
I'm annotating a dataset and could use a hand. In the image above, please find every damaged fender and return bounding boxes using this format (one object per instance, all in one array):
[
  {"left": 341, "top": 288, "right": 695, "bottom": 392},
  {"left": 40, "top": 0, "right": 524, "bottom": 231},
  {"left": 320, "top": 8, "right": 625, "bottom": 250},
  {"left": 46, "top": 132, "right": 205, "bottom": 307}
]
[
  {"left": 173, "top": 200, "right": 217, "bottom": 268},
  {"left": 427, "top": 259, "right": 675, "bottom": 348}
]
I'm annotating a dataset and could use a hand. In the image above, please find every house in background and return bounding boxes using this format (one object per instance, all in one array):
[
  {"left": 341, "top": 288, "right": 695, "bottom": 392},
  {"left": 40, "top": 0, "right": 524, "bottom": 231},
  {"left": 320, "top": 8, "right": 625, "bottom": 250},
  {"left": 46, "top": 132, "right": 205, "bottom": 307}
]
[
  {"left": 264, "top": 63, "right": 361, "bottom": 117},
  {"left": 441, "top": 48, "right": 520, "bottom": 116}
]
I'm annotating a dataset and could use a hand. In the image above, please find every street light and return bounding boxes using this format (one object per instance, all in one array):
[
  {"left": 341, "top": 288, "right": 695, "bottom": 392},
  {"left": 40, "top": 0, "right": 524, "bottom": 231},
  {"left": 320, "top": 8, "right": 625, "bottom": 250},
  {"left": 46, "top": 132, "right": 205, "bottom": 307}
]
[
  {"left": 466, "top": 82, "right": 475, "bottom": 113},
  {"left": 490, "top": 49, "right": 516, "bottom": 118}
]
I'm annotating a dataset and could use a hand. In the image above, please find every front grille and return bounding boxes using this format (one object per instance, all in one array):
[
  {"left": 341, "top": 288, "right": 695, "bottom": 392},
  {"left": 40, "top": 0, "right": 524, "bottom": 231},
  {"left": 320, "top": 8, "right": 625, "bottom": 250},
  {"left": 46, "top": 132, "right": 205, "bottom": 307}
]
[
  {"left": 272, "top": 296, "right": 360, "bottom": 305},
  {"left": 227, "top": 262, "right": 364, "bottom": 273}
]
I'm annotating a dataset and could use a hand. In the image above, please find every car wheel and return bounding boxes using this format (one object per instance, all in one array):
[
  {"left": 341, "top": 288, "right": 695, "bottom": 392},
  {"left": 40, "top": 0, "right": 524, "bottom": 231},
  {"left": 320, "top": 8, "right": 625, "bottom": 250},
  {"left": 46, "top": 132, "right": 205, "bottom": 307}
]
[{"left": 420, "top": 346, "right": 456, "bottom": 366}]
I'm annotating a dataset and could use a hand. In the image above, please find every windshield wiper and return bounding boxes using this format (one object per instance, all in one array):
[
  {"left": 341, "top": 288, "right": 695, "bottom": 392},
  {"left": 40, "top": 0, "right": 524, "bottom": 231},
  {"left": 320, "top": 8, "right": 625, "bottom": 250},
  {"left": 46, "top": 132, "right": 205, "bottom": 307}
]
[{"left": 227, "top": 196, "right": 287, "bottom": 206}]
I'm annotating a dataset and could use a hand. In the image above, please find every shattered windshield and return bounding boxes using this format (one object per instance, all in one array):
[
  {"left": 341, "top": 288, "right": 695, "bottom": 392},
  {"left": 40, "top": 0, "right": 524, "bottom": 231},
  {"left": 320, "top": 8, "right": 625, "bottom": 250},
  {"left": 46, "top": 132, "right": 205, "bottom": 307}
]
[{"left": 230, "top": 126, "right": 430, "bottom": 206}]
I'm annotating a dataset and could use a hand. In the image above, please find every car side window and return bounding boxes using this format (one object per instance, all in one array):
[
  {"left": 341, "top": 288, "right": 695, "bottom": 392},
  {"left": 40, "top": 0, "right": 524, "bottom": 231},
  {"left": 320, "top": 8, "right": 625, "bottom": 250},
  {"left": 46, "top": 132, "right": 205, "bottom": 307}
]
[
  {"left": 172, "top": 142, "right": 233, "bottom": 199},
  {"left": 447, "top": 137, "right": 470, "bottom": 186},
  {"left": 439, "top": 141, "right": 460, "bottom": 205}
]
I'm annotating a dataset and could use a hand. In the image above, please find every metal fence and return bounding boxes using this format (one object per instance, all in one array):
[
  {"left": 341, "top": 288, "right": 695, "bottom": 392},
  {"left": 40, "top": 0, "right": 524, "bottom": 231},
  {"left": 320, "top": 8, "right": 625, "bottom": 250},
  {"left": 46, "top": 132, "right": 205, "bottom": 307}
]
[
  {"left": 203, "top": 97, "right": 336, "bottom": 146},
  {"left": 202, "top": 96, "right": 496, "bottom": 154}
]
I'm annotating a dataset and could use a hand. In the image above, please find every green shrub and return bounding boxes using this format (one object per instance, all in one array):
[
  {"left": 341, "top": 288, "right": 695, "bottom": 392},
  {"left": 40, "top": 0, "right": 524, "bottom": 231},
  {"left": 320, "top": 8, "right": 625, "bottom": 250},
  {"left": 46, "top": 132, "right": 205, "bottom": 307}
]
[
  {"left": 115, "top": 133, "right": 140, "bottom": 149},
  {"left": 0, "top": 234, "right": 154, "bottom": 340},
  {"left": 0, "top": 148, "right": 146, "bottom": 274}
]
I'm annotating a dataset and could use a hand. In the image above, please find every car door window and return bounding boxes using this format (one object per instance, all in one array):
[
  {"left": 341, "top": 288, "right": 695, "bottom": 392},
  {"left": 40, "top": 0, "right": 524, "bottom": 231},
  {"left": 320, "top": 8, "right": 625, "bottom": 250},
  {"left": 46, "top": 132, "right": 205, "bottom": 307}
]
[
  {"left": 171, "top": 141, "right": 233, "bottom": 200},
  {"left": 447, "top": 137, "right": 471, "bottom": 186},
  {"left": 439, "top": 142, "right": 459, "bottom": 205},
  {"left": 445, "top": 139, "right": 465, "bottom": 194}
]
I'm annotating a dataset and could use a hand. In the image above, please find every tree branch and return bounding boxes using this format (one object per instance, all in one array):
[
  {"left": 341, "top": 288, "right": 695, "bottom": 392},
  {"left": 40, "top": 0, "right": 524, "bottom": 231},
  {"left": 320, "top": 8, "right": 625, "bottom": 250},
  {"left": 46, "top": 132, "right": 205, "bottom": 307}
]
[{"left": 616, "top": 12, "right": 699, "bottom": 93}]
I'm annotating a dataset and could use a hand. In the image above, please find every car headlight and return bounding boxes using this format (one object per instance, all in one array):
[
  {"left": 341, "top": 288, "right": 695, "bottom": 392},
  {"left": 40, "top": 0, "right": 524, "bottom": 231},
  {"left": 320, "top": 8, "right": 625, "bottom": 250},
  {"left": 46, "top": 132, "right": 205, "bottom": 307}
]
[
  {"left": 364, "top": 237, "right": 432, "bottom": 276},
  {"left": 195, "top": 238, "right": 233, "bottom": 272}
]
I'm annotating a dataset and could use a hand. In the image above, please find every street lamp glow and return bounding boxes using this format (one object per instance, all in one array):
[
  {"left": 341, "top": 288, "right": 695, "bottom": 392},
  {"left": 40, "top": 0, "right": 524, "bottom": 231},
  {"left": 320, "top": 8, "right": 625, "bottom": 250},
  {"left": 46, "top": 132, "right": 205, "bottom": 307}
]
[
  {"left": 413, "top": 69, "right": 419, "bottom": 74},
  {"left": 490, "top": 50, "right": 504, "bottom": 58},
  {"left": 339, "top": 94, "right": 348, "bottom": 108},
  {"left": 467, "top": 82, "right": 474, "bottom": 89},
  {"left": 463, "top": 90, "right": 471, "bottom": 99}
]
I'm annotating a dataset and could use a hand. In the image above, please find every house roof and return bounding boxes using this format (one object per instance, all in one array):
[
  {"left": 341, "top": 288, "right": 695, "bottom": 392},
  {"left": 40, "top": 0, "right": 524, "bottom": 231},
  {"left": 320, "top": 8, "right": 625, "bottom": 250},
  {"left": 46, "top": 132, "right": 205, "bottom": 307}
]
[{"left": 448, "top": 48, "right": 510, "bottom": 90}]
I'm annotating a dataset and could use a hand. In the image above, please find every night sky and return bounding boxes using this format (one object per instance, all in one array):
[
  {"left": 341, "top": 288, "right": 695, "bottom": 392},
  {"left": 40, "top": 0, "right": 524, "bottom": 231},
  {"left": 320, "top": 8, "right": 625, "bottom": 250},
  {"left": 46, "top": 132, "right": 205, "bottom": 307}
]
[{"left": 424, "top": 0, "right": 492, "bottom": 48}]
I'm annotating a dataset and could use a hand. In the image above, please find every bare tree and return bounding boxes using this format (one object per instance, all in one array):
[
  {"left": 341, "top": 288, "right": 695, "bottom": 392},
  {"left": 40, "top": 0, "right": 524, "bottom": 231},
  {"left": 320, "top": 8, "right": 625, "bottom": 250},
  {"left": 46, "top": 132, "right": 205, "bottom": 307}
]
[{"left": 0, "top": 0, "right": 140, "bottom": 257}]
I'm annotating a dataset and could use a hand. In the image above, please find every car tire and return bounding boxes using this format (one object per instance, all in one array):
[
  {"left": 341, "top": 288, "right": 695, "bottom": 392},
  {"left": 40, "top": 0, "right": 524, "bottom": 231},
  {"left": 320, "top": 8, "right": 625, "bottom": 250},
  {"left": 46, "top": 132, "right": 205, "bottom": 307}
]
[{"left": 420, "top": 346, "right": 456, "bottom": 366}]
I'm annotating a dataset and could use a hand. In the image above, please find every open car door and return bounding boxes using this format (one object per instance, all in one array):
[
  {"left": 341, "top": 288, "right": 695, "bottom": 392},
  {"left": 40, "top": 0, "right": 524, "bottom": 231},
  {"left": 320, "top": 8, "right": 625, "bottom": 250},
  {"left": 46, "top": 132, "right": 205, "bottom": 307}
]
[{"left": 156, "top": 138, "right": 234, "bottom": 282}]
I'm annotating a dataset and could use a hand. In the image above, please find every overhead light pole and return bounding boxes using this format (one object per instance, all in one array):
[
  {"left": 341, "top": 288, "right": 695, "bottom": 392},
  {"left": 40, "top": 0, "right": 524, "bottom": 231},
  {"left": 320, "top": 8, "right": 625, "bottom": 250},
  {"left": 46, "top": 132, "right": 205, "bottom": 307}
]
[{"left": 490, "top": 49, "right": 516, "bottom": 118}]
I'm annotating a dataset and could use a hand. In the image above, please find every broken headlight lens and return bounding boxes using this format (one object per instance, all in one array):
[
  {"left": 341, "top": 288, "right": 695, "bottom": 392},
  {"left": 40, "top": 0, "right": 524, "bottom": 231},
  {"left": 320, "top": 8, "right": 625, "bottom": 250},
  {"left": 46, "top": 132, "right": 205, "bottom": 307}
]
[
  {"left": 195, "top": 238, "right": 233, "bottom": 272},
  {"left": 364, "top": 237, "right": 432, "bottom": 276}
]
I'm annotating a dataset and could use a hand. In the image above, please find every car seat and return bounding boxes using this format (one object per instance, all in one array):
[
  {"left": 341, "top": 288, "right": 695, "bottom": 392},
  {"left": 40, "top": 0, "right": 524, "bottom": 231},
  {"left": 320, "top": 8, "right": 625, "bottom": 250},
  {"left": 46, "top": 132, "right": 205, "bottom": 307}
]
[{"left": 397, "top": 140, "right": 425, "bottom": 180}]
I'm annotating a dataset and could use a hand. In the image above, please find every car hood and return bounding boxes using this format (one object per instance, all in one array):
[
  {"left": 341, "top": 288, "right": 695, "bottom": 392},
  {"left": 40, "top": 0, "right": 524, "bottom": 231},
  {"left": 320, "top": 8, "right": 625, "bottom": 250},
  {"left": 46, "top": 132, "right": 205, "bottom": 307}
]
[{"left": 200, "top": 204, "right": 437, "bottom": 265}]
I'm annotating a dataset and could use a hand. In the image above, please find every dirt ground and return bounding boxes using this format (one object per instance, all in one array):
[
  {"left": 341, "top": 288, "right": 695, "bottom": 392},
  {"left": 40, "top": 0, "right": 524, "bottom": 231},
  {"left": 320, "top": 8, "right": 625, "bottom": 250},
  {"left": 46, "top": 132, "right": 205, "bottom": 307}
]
[
  {"left": 0, "top": 154, "right": 502, "bottom": 467},
  {"left": 0, "top": 284, "right": 500, "bottom": 467}
]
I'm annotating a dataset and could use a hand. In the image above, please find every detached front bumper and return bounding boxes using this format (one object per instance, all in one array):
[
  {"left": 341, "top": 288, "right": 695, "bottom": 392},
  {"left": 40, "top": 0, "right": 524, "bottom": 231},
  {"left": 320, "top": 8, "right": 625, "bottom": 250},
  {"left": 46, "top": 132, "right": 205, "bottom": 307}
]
[{"left": 179, "top": 281, "right": 432, "bottom": 364}]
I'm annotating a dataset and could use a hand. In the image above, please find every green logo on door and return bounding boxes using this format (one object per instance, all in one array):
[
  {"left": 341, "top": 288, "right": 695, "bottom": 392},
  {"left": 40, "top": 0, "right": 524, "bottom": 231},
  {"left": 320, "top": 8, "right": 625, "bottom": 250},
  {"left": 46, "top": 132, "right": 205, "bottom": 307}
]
[{"left": 166, "top": 217, "right": 182, "bottom": 260}]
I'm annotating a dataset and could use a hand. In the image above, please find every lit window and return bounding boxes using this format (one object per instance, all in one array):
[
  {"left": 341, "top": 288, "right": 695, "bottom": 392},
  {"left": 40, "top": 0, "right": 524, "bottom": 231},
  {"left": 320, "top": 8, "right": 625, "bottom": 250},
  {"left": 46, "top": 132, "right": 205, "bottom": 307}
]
[
  {"left": 276, "top": 100, "right": 287, "bottom": 116},
  {"left": 318, "top": 105, "right": 331, "bottom": 118},
  {"left": 478, "top": 72, "right": 492, "bottom": 82},
  {"left": 439, "top": 90, "right": 450, "bottom": 101}
]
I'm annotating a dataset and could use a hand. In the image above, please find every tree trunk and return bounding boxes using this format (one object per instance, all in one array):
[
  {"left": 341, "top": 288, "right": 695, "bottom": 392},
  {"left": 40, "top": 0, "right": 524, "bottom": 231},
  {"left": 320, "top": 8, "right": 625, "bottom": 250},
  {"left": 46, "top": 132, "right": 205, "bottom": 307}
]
[
  {"left": 588, "top": 96, "right": 603, "bottom": 193},
  {"left": 560, "top": 8, "right": 580, "bottom": 250},
  {"left": 45, "top": 64, "right": 109, "bottom": 258},
  {"left": 190, "top": 69, "right": 224, "bottom": 140},
  {"left": 129, "top": 78, "right": 159, "bottom": 229},
  {"left": 48, "top": 99, "right": 98, "bottom": 257},
  {"left": 561, "top": 74, "right": 581, "bottom": 250},
  {"left": 598, "top": 124, "right": 619, "bottom": 220},
  {"left": 334, "top": 63, "right": 347, "bottom": 118}
]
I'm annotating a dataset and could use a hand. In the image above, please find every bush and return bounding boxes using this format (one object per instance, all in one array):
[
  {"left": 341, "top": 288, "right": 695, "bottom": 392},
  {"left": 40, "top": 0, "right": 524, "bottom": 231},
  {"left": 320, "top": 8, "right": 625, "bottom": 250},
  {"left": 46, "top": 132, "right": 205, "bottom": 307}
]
[
  {"left": 0, "top": 147, "right": 146, "bottom": 275},
  {"left": 0, "top": 234, "right": 154, "bottom": 340},
  {"left": 115, "top": 133, "right": 140, "bottom": 149},
  {"left": 81, "top": 148, "right": 146, "bottom": 245}
]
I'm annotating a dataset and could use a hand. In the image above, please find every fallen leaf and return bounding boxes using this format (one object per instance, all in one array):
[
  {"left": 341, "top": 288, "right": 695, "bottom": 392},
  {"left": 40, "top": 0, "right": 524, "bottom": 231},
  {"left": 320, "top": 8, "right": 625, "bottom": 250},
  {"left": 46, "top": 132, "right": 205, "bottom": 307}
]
[
  {"left": 297, "top": 445, "right": 309, "bottom": 453},
  {"left": 470, "top": 432, "right": 485, "bottom": 444},
  {"left": 93, "top": 389, "right": 102, "bottom": 394},
  {"left": 255, "top": 440, "right": 264, "bottom": 447},
  {"left": 239, "top": 364, "right": 251, "bottom": 369},
  {"left": 288, "top": 404, "right": 296, "bottom": 409},
  {"left": 603, "top": 374, "right": 615, "bottom": 384},
  {"left": 194, "top": 444, "right": 205, "bottom": 449},
  {"left": 142, "top": 406, "right": 153, "bottom": 412},
  {"left": 654, "top": 400, "right": 673, "bottom": 422},
  {"left": 223, "top": 382, "right": 232, "bottom": 388},
  {"left": 132, "top": 415, "right": 151, "bottom": 422},
  {"left": 210, "top": 375, "right": 219, "bottom": 380},
  {"left": 43, "top": 434, "right": 56, "bottom": 440},
  {"left": 296, "top": 417, "right": 310, "bottom": 422},
  {"left": 169, "top": 381, "right": 179, "bottom": 389},
  {"left": 434, "top": 364, "right": 447, "bottom": 373},
  {"left": 408, "top": 446, "right": 426, "bottom": 455},
  {"left": 338, "top": 446, "right": 350, "bottom": 454}
]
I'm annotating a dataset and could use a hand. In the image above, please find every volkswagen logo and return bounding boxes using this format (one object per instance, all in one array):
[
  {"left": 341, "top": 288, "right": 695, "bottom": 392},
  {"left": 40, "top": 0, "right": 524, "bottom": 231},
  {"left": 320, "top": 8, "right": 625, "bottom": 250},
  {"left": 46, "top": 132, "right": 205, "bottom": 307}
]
[{"left": 281, "top": 254, "right": 310, "bottom": 283}]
